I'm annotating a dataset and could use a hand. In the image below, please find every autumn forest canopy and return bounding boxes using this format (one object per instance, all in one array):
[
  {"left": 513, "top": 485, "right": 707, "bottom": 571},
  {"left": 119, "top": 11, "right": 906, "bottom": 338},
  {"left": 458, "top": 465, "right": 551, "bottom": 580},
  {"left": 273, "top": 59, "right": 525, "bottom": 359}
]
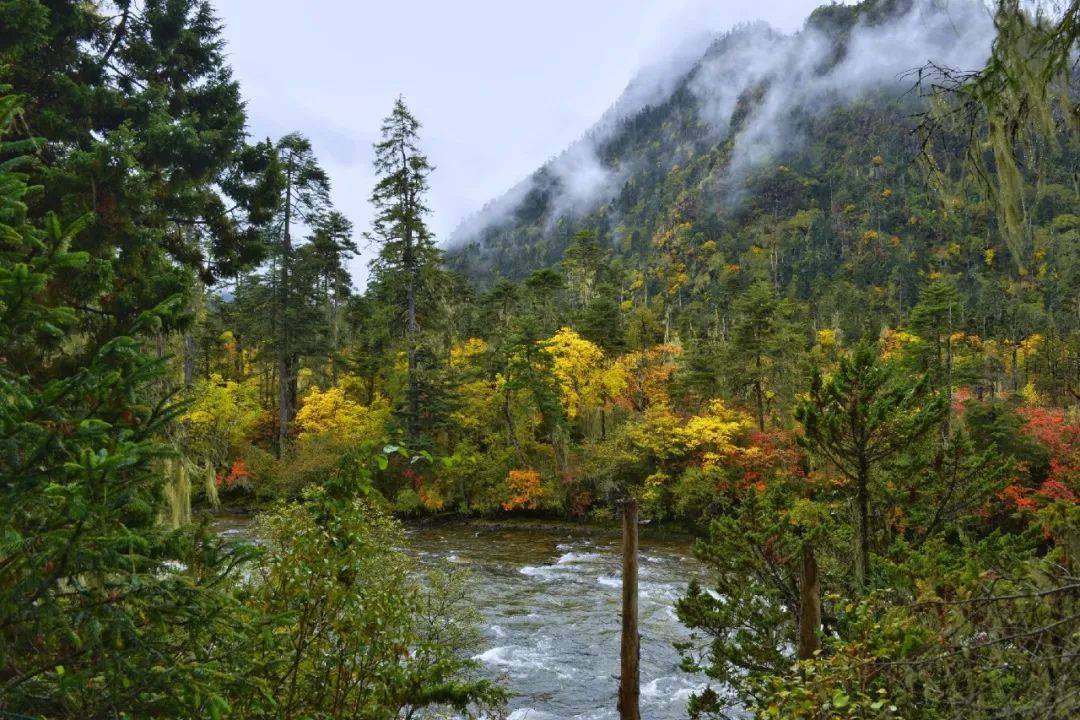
[{"left": 1, "top": 0, "right": 1078, "bottom": 718}]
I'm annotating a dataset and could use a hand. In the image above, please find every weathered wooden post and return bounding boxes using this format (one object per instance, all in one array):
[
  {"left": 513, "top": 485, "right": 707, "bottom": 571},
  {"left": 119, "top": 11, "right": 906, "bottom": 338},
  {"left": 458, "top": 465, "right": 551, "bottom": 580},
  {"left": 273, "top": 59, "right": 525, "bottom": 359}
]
[{"left": 618, "top": 497, "right": 640, "bottom": 720}]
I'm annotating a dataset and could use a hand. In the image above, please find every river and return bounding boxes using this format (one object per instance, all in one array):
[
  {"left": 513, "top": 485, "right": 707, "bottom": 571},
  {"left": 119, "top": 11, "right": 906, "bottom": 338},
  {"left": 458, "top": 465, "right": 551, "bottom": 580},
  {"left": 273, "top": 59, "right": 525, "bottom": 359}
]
[{"left": 215, "top": 517, "right": 709, "bottom": 719}]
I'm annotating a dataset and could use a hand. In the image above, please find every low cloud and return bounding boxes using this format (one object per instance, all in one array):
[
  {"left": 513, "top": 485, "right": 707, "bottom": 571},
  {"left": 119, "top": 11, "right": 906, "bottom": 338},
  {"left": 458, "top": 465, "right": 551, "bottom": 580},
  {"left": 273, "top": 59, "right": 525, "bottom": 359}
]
[
  {"left": 701, "top": 0, "right": 994, "bottom": 185},
  {"left": 451, "top": 0, "right": 997, "bottom": 246}
]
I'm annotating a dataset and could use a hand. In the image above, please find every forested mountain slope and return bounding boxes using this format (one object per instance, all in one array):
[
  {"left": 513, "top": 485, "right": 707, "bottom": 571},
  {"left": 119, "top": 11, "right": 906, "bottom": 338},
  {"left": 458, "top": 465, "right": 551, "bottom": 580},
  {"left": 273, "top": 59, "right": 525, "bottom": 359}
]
[{"left": 449, "top": 0, "right": 1077, "bottom": 361}]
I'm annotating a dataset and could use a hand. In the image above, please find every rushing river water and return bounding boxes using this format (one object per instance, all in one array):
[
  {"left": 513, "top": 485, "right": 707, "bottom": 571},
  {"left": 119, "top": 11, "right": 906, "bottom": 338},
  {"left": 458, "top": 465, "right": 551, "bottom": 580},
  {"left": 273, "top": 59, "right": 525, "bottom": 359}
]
[
  {"left": 409, "top": 524, "right": 707, "bottom": 720},
  {"left": 215, "top": 517, "right": 708, "bottom": 719}
]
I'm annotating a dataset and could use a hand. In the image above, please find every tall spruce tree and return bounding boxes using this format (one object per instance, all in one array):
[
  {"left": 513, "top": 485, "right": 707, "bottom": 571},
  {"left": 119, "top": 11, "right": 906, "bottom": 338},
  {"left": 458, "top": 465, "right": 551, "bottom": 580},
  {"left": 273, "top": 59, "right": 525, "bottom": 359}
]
[
  {"left": 1, "top": 1, "right": 271, "bottom": 309},
  {"left": 726, "top": 280, "right": 801, "bottom": 432},
  {"left": 303, "top": 211, "right": 357, "bottom": 384},
  {"left": 368, "top": 98, "right": 438, "bottom": 442},
  {"left": 266, "top": 133, "right": 331, "bottom": 452},
  {"left": 0, "top": 91, "right": 255, "bottom": 720},
  {"left": 795, "top": 343, "right": 946, "bottom": 590}
]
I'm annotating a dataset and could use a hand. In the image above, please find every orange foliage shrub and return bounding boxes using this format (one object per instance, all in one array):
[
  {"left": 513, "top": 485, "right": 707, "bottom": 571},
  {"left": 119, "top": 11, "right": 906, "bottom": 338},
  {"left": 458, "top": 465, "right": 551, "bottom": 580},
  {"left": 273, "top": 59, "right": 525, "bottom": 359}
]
[
  {"left": 998, "top": 407, "right": 1078, "bottom": 511},
  {"left": 569, "top": 490, "right": 594, "bottom": 518},
  {"left": 418, "top": 487, "right": 445, "bottom": 511},
  {"left": 612, "top": 344, "right": 681, "bottom": 412},
  {"left": 740, "top": 429, "right": 804, "bottom": 488},
  {"left": 1019, "top": 407, "right": 1079, "bottom": 487},
  {"left": 503, "top": 469, "right": 543, "bottom": 511},
  {"left": 216, "top": 459, "right": 251, "bottom": 490}
]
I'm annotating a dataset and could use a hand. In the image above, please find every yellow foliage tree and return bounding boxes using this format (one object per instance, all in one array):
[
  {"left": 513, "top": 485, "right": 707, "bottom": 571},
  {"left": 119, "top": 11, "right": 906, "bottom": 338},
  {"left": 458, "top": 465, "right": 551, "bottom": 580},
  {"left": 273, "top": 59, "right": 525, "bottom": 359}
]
[
  {"left": 181, "top": 374, "right": 265, "bottom": 466},
  {"left": 542, "top": 328, "right": 626, "bottom": 420},
  {"left": 450, "top": 337, "right": 489, "bottom": 368},
  {"left": 295, "top": 381, "right": 390, "bottom": 445},
  {"left": 448, "top": 338, "right": 500, "bottom": 437},
  {"left": 630, "top": 399, "right": 751, "bottom": 470},
  {"left": 880, "top": 328, "right": 922, "bottom": 360}
]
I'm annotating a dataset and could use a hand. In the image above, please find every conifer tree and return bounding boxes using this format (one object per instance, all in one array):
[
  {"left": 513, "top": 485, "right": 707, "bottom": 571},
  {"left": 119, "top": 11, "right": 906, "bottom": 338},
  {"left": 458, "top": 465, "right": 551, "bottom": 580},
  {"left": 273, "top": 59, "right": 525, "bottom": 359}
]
[
  {"left": 580, "top": 283, "right": 626, "bottom": 353},
  {"left": 303, "top": 211, "right": 357, "bottom": 384},
  {"left": 795, "top": 343, "right": 946, "bottom": 589},
  {"left": 369, "top": 98, "right": 438, "bottom": 442},
  {"left": 266, "top": 133, "right": 331, "bottom": 452},
  {"left": 726, "top": 280, "right": 801, "bottom": 432},
  {"left": 0, "top": 92, "right": 252, "bottom": 720},
  {"left": 910, "top": 277, "right": 962, "bottom": 439},
  {"left": 562, "top": 229, "right": 604, "bottom": 310},
  {"left": 1, "top": 0, "right": 271, "bottom": 304},
  {"left": 524, "top": 268, "right": 565, "bottom": 333},
  {"left": 675, "top": 336, "right": 725, "bottom": 410}
]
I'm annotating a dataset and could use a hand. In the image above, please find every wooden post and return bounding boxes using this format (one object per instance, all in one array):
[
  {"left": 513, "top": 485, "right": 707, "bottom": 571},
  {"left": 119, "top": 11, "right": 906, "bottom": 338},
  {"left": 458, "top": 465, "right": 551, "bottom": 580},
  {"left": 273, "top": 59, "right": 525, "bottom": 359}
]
[{"left": 619, "top": 498, "right": 640, "bottom": 720}]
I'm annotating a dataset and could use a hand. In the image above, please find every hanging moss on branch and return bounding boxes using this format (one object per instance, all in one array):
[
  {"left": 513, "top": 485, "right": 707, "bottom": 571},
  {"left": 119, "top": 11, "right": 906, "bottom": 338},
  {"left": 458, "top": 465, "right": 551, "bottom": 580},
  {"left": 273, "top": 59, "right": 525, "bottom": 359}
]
[{"left": 916, "top": 0, "right": 1079, "bottom": 273}]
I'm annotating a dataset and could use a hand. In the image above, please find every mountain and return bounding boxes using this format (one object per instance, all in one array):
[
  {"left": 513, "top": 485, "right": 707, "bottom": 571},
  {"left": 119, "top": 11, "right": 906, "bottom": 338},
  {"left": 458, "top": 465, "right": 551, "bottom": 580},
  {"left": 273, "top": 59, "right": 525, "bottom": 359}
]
[{"left": 445, "top": 0, "right": 1014, "bottom": 285}]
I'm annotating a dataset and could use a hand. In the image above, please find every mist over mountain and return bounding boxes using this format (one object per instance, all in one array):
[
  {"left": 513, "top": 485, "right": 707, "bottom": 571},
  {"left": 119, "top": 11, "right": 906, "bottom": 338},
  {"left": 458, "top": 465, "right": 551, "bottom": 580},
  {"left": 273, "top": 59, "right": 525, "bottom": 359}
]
[{"left": 447, "top": 0, "right": 996, "bottom": 279}]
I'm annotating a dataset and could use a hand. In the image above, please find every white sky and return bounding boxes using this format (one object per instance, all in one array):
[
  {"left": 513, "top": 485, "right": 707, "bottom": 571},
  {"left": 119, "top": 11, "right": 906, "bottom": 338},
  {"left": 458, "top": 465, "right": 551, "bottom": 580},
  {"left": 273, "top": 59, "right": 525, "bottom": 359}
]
[{"left": 213, "top": 0, "right": 843, "bottom": 285}]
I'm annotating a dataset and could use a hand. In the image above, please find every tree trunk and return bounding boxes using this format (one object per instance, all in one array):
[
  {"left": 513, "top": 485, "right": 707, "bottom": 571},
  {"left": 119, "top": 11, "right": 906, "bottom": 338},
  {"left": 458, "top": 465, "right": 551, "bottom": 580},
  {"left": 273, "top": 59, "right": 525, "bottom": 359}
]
[
  {"left": 856, "top": 454, "right": 870, "bottom": 590},
  {"left": 502, "top": 391, "right": 528, "bottom": 466},
  {"left": 288, "top": 360, "right": 298, "bottom": 424},
  {"left": 551, "top": 429, "right": 568, "bottom": 481},
  {"left": 234, "top": 333, "right": 244, "bottom": 380},
  {"left": 182, "top": 332, "right": 196, "bottom": 387},
  {"left": 943, "top": 300, "right": 953, "bottom": 443},
  {"left": 407, "top": 262, "right": 419, "bottom": 441},
  {"left": 276, "top": 153, "right": 294, "bottom": 456},
  {"left": 754, "top": 374, "right": 765, "bottom": 433},
  {"left": 1011, "top": 343, "right": 1019, "bottom": 394},
  {"left": 619, "top": 498, "right": 640, "bottom": 720},
  {"left": 797, "top": 541, "right": 821, "bottom": 660},
  {"left": 401, "top": 139, "right": 421, "bottom": 444},
  {"left": 329, "top": 287, "right": 340, "bottom": 386},
  {"left": 277, "top": 354, "right": 290, "bottom": 456}
]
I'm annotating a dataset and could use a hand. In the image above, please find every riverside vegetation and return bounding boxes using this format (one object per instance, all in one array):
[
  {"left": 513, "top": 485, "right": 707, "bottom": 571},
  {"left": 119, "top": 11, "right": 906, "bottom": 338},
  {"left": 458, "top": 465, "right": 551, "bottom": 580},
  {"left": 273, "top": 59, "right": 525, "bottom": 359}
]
[{"left": 1, "top": 1, "right": 1078, "bottom": 719}]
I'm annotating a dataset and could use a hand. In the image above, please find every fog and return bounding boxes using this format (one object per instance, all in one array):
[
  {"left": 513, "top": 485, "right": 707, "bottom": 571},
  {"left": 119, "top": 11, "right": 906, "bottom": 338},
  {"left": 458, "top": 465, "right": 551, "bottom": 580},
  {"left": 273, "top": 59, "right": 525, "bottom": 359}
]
[{"left": 449, "top": 0, "right": 997, "bottom": 244}]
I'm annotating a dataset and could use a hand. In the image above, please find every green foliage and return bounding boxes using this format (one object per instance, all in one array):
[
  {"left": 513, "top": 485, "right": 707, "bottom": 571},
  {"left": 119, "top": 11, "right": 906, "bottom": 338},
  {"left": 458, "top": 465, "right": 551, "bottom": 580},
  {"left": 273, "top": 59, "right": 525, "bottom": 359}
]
[
  {"left": 0, "top": 84, "right": 507, "bottom": 719},
  {"left": 678, "top": 359, "right": 1075, "bottom": 719},
  {"left": 749, "top": 525, "right": 1079, "bottom": 720},
  {"left": 0, "top": 91, "right": 255, "bottom": 719},
  {"left": 796, "top": 344, "right": 947, "bottom": 480},
  {"left": 919, "top": 1, "right": 1079, "bottom": 273},
  {"left": 796, "top": 342, "right": 947, "bottom": 586},
  {"left": 368, "top": 98, "right": 441, "bottom": 444},
  {"left": 724, "top": 280, "right": 803, "bottom": 431},
  {"left": 232, "top": 489, "right": 505, "bottom": 719},
  {"left": 369, "top": 98, "right": 438, "bottom": 277},
  {"left": 1, "top": 0, "right": 271, "bottom": 307},
  {"left": 676, "top": 481, "right": 843, "bottom": 701}
]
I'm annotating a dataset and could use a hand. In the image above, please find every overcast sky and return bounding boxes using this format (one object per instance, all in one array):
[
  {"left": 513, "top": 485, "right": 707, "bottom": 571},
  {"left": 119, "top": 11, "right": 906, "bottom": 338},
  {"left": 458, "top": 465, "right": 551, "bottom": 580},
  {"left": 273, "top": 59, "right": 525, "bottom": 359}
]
[{"left": 213, "top": 0, "right": 842, "bottom": 284}]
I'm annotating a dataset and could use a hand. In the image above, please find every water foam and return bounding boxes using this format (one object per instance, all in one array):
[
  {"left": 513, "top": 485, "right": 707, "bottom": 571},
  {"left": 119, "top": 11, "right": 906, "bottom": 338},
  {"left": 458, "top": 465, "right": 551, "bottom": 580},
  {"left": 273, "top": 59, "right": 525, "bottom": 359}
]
[
  {"left": 507, "top": 709, "right": 558, "bottom": 720},
  {"left": 519, "top": 564, "right": 561, "bottom": 580},
  {"left": 641, "top": 582, "right": 681, "bottom": 602},
  {"left": 641, "top": 676, "right": 708, "bottom": 704},
  {"left": 473, "top": 639, "right": 569, "bottom": 679}
]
